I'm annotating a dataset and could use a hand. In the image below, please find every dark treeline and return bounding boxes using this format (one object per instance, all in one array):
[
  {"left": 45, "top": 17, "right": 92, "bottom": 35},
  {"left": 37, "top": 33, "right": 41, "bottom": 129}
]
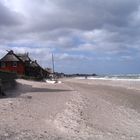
[{"left": 55, "top": 72, "right": 97, "bottom": 78}]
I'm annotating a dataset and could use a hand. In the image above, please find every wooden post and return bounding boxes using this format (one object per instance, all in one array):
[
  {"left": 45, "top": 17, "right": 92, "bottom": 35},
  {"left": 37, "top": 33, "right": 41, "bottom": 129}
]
[
  {"left": 0, "top": 79, "right": 2, "bottom": 96},
  {"left": 52, "top": 53, "right": 55, "bottom": 79},
  {"left": 52, "top": 53, "right": 54, "bottom": 74}
]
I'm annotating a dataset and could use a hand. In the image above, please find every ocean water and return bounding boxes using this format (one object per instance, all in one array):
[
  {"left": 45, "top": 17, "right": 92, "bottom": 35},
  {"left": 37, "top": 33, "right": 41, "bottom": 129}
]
[
  {"left": 75, "top": 74, "right": 140, "bottom": 80},
  {"left": 87, "top": 74, "right": 140, "bottom": 81},
  {"left": 74, "top": 74, "right": 140, "bottom": 90}
]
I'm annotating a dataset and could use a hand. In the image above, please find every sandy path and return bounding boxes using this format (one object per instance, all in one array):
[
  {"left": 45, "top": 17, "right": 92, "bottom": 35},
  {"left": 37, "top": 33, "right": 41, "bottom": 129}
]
[{"left": 0, "top": 79, "right": 140, "bottom": 139}]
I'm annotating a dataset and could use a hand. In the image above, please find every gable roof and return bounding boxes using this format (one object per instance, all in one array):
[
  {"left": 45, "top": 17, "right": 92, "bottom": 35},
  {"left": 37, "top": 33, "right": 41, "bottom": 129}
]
[
  {"left": 45, "top": 68, "right": 53, "bottom": 73},
  {"left": 16, "top": 53, "right": 31, "bottom": 62},
  {"left": 30, "top": 60, "right": 41, "bottom": 68},
  {"left": 0, "top": 50, "right": 21, "bottom": 62}
]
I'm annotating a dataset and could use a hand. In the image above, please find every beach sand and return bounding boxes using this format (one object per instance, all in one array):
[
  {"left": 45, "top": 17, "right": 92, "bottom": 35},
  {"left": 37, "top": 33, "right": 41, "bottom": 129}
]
[{"left": 0, "top": 78, "right": 140, "bottom": 139}]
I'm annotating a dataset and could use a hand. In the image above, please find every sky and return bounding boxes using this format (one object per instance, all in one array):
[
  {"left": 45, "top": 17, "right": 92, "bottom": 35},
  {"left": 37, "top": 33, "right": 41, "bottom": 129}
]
[{"left": 0, "top": 0, "right": 140, "bottom": 74}]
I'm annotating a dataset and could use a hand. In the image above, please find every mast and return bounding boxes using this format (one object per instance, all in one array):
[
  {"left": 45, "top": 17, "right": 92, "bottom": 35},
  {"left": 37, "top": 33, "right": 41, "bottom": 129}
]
[{"left": 52, "top": 53, "right": 55, "bottom": 75}]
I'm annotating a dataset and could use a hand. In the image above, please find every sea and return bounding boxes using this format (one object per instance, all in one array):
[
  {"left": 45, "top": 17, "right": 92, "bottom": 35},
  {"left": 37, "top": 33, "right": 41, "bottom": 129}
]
[
  {"left": 75, "top": 74, "right": 140, "bottom": 81},
  {"left": 74, "top": 74, "right": 140, "bottom": 90}
]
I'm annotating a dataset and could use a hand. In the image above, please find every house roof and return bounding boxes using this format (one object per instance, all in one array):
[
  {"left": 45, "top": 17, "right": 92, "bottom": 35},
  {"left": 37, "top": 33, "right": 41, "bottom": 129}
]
[
  {"left": 45, "top": 68, "right": 53, "bottom": 73},
  {"left": 0, "top": 50, "right": 21, "bottom": 62},
  {"left": 16, "top": 53, "right": 31, "bottom": 62},
  {"left": 30, "top": 60, "right": 40, "bottom": 68}
]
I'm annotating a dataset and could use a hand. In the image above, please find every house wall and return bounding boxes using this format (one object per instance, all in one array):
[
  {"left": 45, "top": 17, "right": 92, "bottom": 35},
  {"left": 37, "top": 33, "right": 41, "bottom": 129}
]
[{"left": 0, "top": 62, "right": 25, "bottom": 75}]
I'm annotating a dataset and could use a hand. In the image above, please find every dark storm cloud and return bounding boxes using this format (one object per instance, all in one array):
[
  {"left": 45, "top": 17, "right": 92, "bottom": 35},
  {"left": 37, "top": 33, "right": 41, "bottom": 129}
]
[
  {"left": 0, "top": 0, "right": 140, "bottom": 67},
  {"left": 0, "top": 0, "right": 139, "bottom": 42},
  {"left": 0, "top": 1, "right": 20, "bottom": 26},
  {"left": 27, "top": 0, "right": 139, "bottom": 32}
]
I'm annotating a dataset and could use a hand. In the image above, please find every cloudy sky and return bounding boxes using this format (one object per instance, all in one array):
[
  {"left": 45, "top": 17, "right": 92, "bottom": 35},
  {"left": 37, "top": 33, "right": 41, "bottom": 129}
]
[{"left": 0, "top": 0, "right": 140, "bottom": 74}]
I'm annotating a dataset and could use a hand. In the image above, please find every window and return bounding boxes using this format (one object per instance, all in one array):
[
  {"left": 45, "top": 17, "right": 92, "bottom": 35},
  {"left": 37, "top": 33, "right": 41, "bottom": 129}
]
[
  {"left": 1, "top": 62, "right": 6, "bottom": 68},
  {"left": 12, "top": 62, "right": 17, "bottom": 67}
]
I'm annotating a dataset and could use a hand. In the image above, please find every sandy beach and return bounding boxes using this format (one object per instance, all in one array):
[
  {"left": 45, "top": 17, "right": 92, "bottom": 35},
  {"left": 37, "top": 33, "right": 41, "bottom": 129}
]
[{"left": 0, "top": 78, "right": 140, "bottom": 140}]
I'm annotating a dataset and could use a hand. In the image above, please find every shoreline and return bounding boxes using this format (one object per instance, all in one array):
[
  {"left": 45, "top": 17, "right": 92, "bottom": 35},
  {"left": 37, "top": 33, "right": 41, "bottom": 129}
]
[{"left": 63, "top": 77, "right": 140, "bottom": 91}]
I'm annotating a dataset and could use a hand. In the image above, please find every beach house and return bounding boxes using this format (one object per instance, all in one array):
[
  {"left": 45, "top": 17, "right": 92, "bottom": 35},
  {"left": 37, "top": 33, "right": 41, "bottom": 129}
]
[
  {"left": 0, "top": 50, "right": 51, "bottom": 78},
  {"left": 0, "top": 50, "right": 25, "bottom": 75}
]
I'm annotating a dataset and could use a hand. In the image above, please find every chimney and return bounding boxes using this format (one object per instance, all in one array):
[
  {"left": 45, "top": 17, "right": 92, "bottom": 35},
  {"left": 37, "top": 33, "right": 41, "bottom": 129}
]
[{"left": 9, "top": 50, "right": 14, "bottom": 54}]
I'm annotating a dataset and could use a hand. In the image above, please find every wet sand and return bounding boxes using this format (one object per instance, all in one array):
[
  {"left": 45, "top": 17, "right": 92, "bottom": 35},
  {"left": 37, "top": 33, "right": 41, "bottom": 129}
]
[{"left": 0, "top": 78, "right": 140, "bottom": 139}]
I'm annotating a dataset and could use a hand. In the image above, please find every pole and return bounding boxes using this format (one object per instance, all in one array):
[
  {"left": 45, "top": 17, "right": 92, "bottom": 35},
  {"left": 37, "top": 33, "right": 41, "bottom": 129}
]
[{"left": 52, "top": 53, "right": 55, "bottom": 77}]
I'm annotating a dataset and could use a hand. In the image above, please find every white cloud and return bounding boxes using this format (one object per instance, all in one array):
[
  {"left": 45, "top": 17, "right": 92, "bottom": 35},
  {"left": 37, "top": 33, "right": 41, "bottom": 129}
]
[
  {"left": 120, "top": 55, "right": 134, "bottom": 61},
  {"left": 55, "top": 53, "right": 91, "bottom": 62}
]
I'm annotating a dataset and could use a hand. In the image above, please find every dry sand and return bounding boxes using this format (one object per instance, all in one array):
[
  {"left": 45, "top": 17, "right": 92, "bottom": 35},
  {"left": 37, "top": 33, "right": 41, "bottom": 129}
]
[{"left": 0, "top": 78, "right": 140, "bottom": 139}]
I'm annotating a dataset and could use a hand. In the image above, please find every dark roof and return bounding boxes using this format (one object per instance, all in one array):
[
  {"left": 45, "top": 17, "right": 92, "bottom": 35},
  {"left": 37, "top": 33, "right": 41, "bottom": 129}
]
[
  {"left": 16, "top": 53, "right": 31, "bottom": 62},
  {"left": 30, "top": 61, "right": 40, "bottom": 68},
  {"left": 0, "top": 50, "right": 21, "bottom": 62},
  {"left": 45, "top": 68, "right": 53, "bottom": 73}
]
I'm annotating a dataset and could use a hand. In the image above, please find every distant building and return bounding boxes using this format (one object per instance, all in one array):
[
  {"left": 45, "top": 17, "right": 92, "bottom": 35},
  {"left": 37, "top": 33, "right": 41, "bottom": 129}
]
[{"left": 0, "top": 50, "right": 51, "bottom": 78}]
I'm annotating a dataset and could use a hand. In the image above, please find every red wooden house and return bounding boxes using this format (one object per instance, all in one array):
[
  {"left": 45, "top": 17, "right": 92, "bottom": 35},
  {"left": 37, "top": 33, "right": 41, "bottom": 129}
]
[
  {"left": 0, "top": 50, "right": 25, "bottom": 75},
  {"left": 0, "top": 50, "right": 51, "bottom": 78}
]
